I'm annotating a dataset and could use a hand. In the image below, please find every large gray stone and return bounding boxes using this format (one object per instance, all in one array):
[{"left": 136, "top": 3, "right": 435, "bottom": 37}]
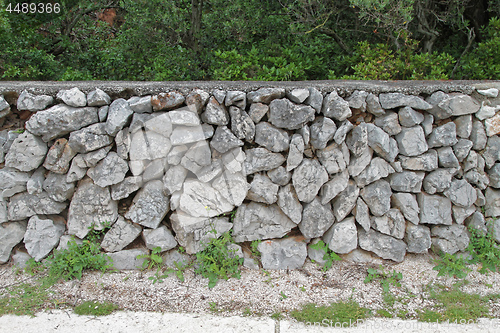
[
  {"left": 483, "top": 136, "right": 500, "bottom": 168},
  {"left": 25, "top": 104, "right": 98, "bottom": 141},
  {"left": 26, "top": 167, "right": 44, "bottom": 196},
  {"left": 488, "top": 163, "right": 500, "bottom": 188},
  {"left": 17, "top": 90, "right": 53, "bottom": 111},
  {"left": 395, "top": 126, "right": 428, "bottom": 156},
  {"left": 422, "top": 113, "right": 434, "bottom": 136},
  {"left": 321, "top": 91, "right": 351, "bottom": 121},
  {"left": 323, "top": 217, "right": 357, "bottom": 254},
  {"left": 57, "top": 87, "right": 86, "bottom": 107},
  {"left": 232, "top": 202, "right": 296, "bottom": 242},
  {"left": 248, "top": 103, "right": 268, "bottom": 123},
  {"left": 427, "top": 122, "right": 458, "bottom": 148},
  {"left": 210, "top": 125, "right": 244, "bottom": 154},
  {"left": 151, "top": 91, "right": 185, "bottom": 111},
  {"left": 334, "top": 120, "right": 354, "bottom": 145},
  {"left": 287, "top": 134, "right": 304, "bottom": 172},
  {"left": 405, "top": 224, "right": 431, "bottom": 254},
  {"left": 418, "top": 193, "right": 452, "bottom": 225},
  {"left": 127, "top": 95, "right": 152, "bottom": 113},
  {"left": 246, "top": 174, "right": 279, "bottom": 204},
  {"left": 287, "top": 88, "right": 310, "bottom": 104},
  {"left": 399, "top": 150, "right": 438, "bottom": 171},
  {"left": 453, "top": 139, "right": 473, "bottom": 162},
  {"left": 454, "top": 115, "right": 472, "bottom": 138},
  {"left": 111, "top": 176, "right": 143, "bottom": 200},
  {"left": 169, "top": 108, "right": 200, "bottom": 126},
  {"left": 365, "top": 123, "right": 398, "bottom": 162},
  {"left": 179, "top": 179, "right": 233, "bottom": 218},
  {"left": 42, "top": 172, "right": 75, "bottom": 202},
  {"left": 24, "top": 215, "right": 65, "bottom": 262},
  {"left": 244, "top": 148, "right": 285, "bottom": 175},
  {"left": 142, "top": 225, "right": 177, "bottom": 252},
  {"left": 211, "top": 170, "right": 249, "bottom": 207},
  {"left": 347, "top": 90, "right": 368, "bottom": 111},
  {"left": 43, "top": 138, "right": 77, "bottom": 174},
  {"left": 355, "top": 198, "right": 371, "bottom": 231},
  {"left": 465, "top": 212, "right": 487, "bottom": 234},
  {"left": 355, "top": 157, "right": 395, "bottom": 187},
  {"left": 277, "top": 184, "right": 302, "bottom": 224},
  {"left": 105, "top": 99, "right": 134, "bottom": 136},
  {"left": 5, "top": 131, "right": 48, "bottom": 172},
  {"left": 422, "top": 168, "right": 454, "bottom": 194},
  {"left": 129, "top": 129, "right": 172, "bottom": 161},
  {"left": 88, "top": 88, "right": 111, "bottom": 107},
  {"left": 371, "top": 209, "right": 405, "bottom": 239},
  {"left": 484, "top": 187, "right": 500, "bottom": 217},
  {"left": 101, "top": 216, "right": 142, "bottom": 252},
  {"left": 267, "top": 165, "right": 292, "bottom": 186},
  {"left": 453, "top": 205, "right": 476, "bottom": 225},
  {"left": 443, "top": 179, "right": 477, "bottom": 207},
  {"left": 471, "top": 120, "right": 487, "bottom": 151},
  {"left": 108, "top": 248, "right": 147, "bottom": 270},
  {"left": 348, "top": 147, "right": 372, "bottom": 177},
  {"left": 310, "top": 117, "right": 337, "bottom": 149},
  {"left": 225, "top": 91, "right": 246, "bottom": 109},
  {"left": 171, "top": 211, "right": 232, "bottom": 254},
  {"left": 437, "top": 146, "right": 459, "bottom": 168},
  {"left": 255, "top": 122, "right": 289, "bottom": 152},
  {"left": 431, "top": 224, "right": 470, "bottom": 255},
  {"left": 292, "top": 159, "right": 329, "bottom": 203},
  {"left": 320, "top": 169, "right": 349, "bottom": 205},
  {"left": 389, "top": 171, "right": 425, "bottom": 193},
  {"left": 379, "top": 93, "right": 432, "bottom": 110},
  {"left": 269, "top": 98, "right": 315, "bottom": 129},
  {"left": 8, "top": 191, "right": 67, "bottom": 221},
  {"left": 201, "top": 97, "right": 229, "bottom": 125},
  {"left": 374, "top": 112, "right": 401, "bottom": 135},
  {"left": 332, "top": 180, "right": 359, "bottom": 221},
  {"left": 360, "top": 180, "right": 392, "bottom": 216},
  {"left": 399, "top": 107, "right": 424, "bottom": 127},
  {"left": 299, "top": 197, "right": 335, "bottom": 239},
  {"left": 392, "top": 193, "right": 419, "bottom": 225},
  {"left": 0, "top": 221, "right": 27, "bottom": 264},
  {"left": 358, "top": 229, "right": 407, "bottom": 262},
  {"left": 124, "top": 180, "right": 170, "bottom": 229},
  {"left": 229, "top": 106, "right": 255, "bottom": 142},
  {"left": 305, "top": 87, "right": 323, "bottom": 112},
  {"left": 258, "top": 236, "right": 307, "bottom": 270},
  {"left": 0, "top": 199, "right": 7, "bottom": 223},
  {"left": 247, "top": 88, "right": 285, "bottom": 104},
  {"left": 464, "top": 170, "right": 489, "bottom": 190},
  {"left": 87, "top": 152, "right": 128, "bottom": 188},
  {"left": 438, "top": 93, "right": 480, "bottom": 117},
  {"left": 346, "top": 124, "right": 369, "bottom": 157},
  {"left": 67, "top": 178, "right": 118, "bottom": 238},
  {"left": 0, "top": 167, "right": 30, "bottom": 199},
  {"left": 317, "top": 142, "right": 349, "bottom": 175},
  {"left": 181, "top": 141, "right": 211, "bottom": 174},
  {"left": 366, "top": 93, "right": 385, "bottom": 116}
]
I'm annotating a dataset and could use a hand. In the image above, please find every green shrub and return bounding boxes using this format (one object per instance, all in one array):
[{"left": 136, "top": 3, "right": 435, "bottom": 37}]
[
  {"left": 467, "top": 224, "right": 500, "bottom": 274},
  {"left": 433, "top": 253, "right": 471, "bottom": 279}
]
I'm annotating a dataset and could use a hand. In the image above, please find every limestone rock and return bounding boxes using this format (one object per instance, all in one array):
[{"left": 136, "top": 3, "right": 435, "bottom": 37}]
[
  {"left": 129, "top": 129, "right": 172, "bottom": 161},
  {"left": 485, "top": 187, "right": 500, "bottom": 217},
  {"left": 0, "top": 222, "right": 27, "bottom": 264},
  {"left": 320, "top": 169, "right": 349, "bottom": 205},
  {"left": 366, "top": 93, "right": 385, "bottom": 116},
  {"left": 179, "top": 179, "right": 233, "bottom": 218},
  {"left": 348, "top": 147, "right": 372, "bottom": 177},
  {"left": 267, "top": 165, "right": 292, "bottom": 185},
  {"left": 321, "top": 91, "right": 351, "bottom": 121},
  {"left": 358, "top": 229, "right": 407, "bottom": 262},
  {"left": 334, "top": 120, "right": 354, "bottom": 145},
  {"left": 332, "top": 180, "right": 359, "bottom": 221},
  {"left": 258, "top": 237, "right": 307, "bottom": 270},
  {"left": 57, "top": 87, "right": 86, "bottom": 107},
  {"left": 42, "top": 172, "right": 75, "bottom": 202},
  {"left": 483, "top": 136, "right": 500, "bottom": 168},
  {"left": 101, "top": 216, "right": 142, "bottom": 252},
  {"left": 323, "top": 217, "right": 357, "bottom": 254},
  {"left": 438, "top": 93, "right": 480, "bottom": 117},
  {"left": 212, "top": 170, "right": 249, "bottom": 206},
  {"left": 360, "top": 180, "right": 392, "bottom": 217},
  {"left": 0, "top": 167, "right": 30, "bottom": 199},
  {"left": 142, "top": 225, "right": 177, "bottom": 252},
  {"left": 152, "top": 91, "right": 185, "bottom": 111},
  {"left": 454, "top": 115, "right": 472, "bottom": 138},
  {"left": 228, "top": 106, "right": 255, "bottom": 142},
  {"left": 87, "top": 152, "right": 128, "bottom": 188},
  {"left": 422, "top": 113, "right": 434, "bottom": 136},
  {"left": 67, "top": 123, "right": 113, "bottom": 154},
  {"left": 201, "top": 97, "right": 229, "bottom": 125},
  {"left": 347, "top": 90, "right": 368, "bottom": 111},
  {"left": 422, "top": 169, "right": 454, "bottom": 194},
  {"left": 477, "top": 88, "right": 499, "bottom": 97},
  {"left": 476, "top": 101, "right": 500, "bottom": 120},
  {"left": 310, "top": 117, "right": 337, "bottom": 149},
  {"left": 431, "top": 224, "right": 470, "bottom": 255},
  {"left": 108, "top": 248, "right": 147, "bottom": 270},
  {"left": 248, "top": 103, "right": 268, "bottom": 123},
  {"left": 485, "top": 113, "right": 500, "bottom": 136},
  {"left": 355, "top": 197, "right": 371, "bottom": 232},
  {"left": 17, "top": 90, "right": 53, "bottom": 111},
  {"left": 443, "top": 179, "right": 477, "bottom": 208},
  {"left": 488, "top": 163, "right": 500, "bottom": 188},
  {"left": 210, "top": 125, "right": 244, "bottom": 153},
  {"left": 8, "top": 191, "right": 67, "bottom": 221},
  {"left": 418, "top": 193, "right": 452, "bottom": 225},
  {"left": 87, "top": 88, "right": 111, "bottom": 107},
  {"left": 399, "top": 107, "right": 424, "bottom": 127},
  {"left": 405, "top": 224, "right": 431, "bottom": 254},
  {"left": 371, "top": 209, "right": 405, "bottom": 239},
  {"left": 453, "top": 139, "right": 473, "bottom": 162},
  {"left": 269, "top": 98, "right": 315, "bottom": 130},
  {"left": 317, "top": 142, "right": 349, "bottom": 175},
  {"left": 225, "top": 91, "right": 246, "bottom": 109},
  {"left": 43, "top": 138, "right": 77, "bottom": 174},
  {"left": 395, "top": 126, "right": 428, "bottom": 156},
  {"left": 277, "top": 184, "right": 303, "bottom": 224},
  {"left": 374, "top": 112, "right": 401, "bottom": 135},
  {"left": 5, "top": 131, "right": 48, "bottom": 172},
  {"left": 255, "top": 122, "right": 289, "bottom": 152},
  {"left": 247, "top": 174, "right": 279, "bottom": 204},
  {"left": 24, "top": 215, "right": 65, "bottom": 261},
  {"left": 471, "top": 120, "right": 487, "bottom": 151},
  {"left": 355, "top": 157, "right": 395, "bottom": 187},
  {"left": 287, "top": 134, "right": 304, "bottom": 172},
  {"left": 305, "top": 88, "right": 323, "bottom": 113},
  {"left": 399, "top": 150, "right": 438, "bottom": 171},
  {"left": 392, "top": 192, "right": 419, "bottom": 225},
  {"left": 379, "top": 93, "right": 432, "bottom": 110},
  {"left": 105, "top": 99, "right": 134, "bottom": 136},
  {"left": 346, "top": 123, "right": 368, "bottom": 157},
  {"left": 244, "top": 148, "right": 285, "bottom": 175},
  {"left": 427, "top": 122, "right": 458, "bottom": 148},
  {"left": 292, "top": 159, "right": 329, "bottom": 203},
  {"left": 111, "top": 176, "right": 143, "bottom": 200},
  {"left": 437, "top": 146, "right": 459, "bottom": 168},
  {"left": 287, "top": 88, "right": 309, "bottom": 103},
  {"left": 181, "top": 141, "right": 211, "bottom": 174},
  {"left": 124, "top": 180, "right": 170, "bottom": 229},
  {"left": 389, "top": 171, "right": 425, "bottom": 193},
  {"left": 459, "top": 207, "right": 480, "bottom": 227},
  {"left": 247, "top": 88, "right": 285, "bottom": 104},
  {"left": 299, "top": 197, "right": 335, "bottom": 239},
  {"left": 366, "top": 123, "right": 398, "bottom": 162}
]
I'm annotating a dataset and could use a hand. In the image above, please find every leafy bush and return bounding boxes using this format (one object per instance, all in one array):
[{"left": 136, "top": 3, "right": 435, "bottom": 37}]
[{"left": 467, "top": 224, "right": 500, "bottom": 274}]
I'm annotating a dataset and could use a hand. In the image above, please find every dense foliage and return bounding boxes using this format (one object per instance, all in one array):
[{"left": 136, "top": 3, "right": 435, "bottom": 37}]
[{"left": 0, "top": 0, "right": 499, "bottom": 81}]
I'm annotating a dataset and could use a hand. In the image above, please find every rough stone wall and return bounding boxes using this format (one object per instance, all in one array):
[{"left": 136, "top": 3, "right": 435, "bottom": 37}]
[{"left": 1, "top": 81, "right": 500, "bottom": 269}]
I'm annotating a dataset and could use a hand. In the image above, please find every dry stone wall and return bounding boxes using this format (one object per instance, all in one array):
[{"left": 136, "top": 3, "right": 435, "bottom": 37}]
[{"left": 1, "top": 81, "right": 500, "bottom": 269}]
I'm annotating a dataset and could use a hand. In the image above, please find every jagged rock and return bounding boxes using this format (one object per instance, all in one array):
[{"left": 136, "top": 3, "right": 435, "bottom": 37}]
[
  {"left": 269, "top": 98, "right": 315, "bottom": 129},
  {"left": 43, "top": 138, "right": 76, "bottom": 174},
  {"left": 322, "top": 91, "right": 351, "bottom": 121},
  {"left": 371, "top": 208, "right": 405, "bottom": 239},
  {"left": 366, "top": 123, "right": 398, "bottom": 162},
  {"left": 361, "top": 180, "right": 392, "bottom": 217},
  {"left": 105, "top": 99, "right": 134, "bottom": 136},
  {"left": 210, "top": 125, "right": 244, "bottom": 153},
  {"left": 405, "top": 224, "right": 431, "bottom": 254},
  {"left": 307, "top": 239, "right": 327, "bottom": 266},
  {"left": 437, "top": 146, "right": 460, "bottom": 168},
  {"left": 277, "top": 184, "right": 302, "bottom": 224},
  {"left": 471, "top": 120, "right": 487, "bottom": 151},
  {"left": 332, "top": 180, "right": 359, "bottom": 221},
  {"left": 366, "top": 93, "right": 385, "bottom": 116},
  {"left": 179, "top": 179, "right": 232, "bottom": 218},
  {"left": 299, "top": 125, "right": 310, "bottom": 145},
  {"left": 5, "top": 131, "right": 47, "bottom": 172},
  {"left": 0, "top": 199, "right": 7, "bottom": 223},
  {"left": 305, "top": 87, "right": 323, "bottom": 113},
  {"left": 476, "top": 188, "right": 486, "bottom": 206},
  {"left": 425, "top": 91, "right": 452, "bottom": 119},
  {"left": 66, "top": 156, "right": 87, "bottom": 183},
  {"left": 355, "top": 157, "right": 395, "bottom": 187},
  {"left": 181, "top": 141, "right": 211, "bottom": 174},
  {"left": 0, "top": 167, "right": 30, "bottom": 198},
  {"left": 248, "top": 103, "right": 268, "bottom": 123},
  {"left": 355, "top": 198, "right": 371, "bottom": 231},
  {"left": 125, "top": 96, "right": 151, "bottom": 114},
  {"left": 395, "top": 126, "right": 428, "bottom": 156},
  {"left": 465, "top": 211, "right": 487, "bottom": 234},
  {"left": 57, "top": 87, "right": 86, "bottom": 107},
  {"left": 142, "top": 159, "right": 168, "bottom": 183},
  {"left": 99, "top": 106, "right": 109, "bottom": 122},
  {"left": 111, "top": 176, "right": 143, "bottom": 200},
  {"left": 201, "top": 97, "right": 229, "bottom": 125},
  {"left": 223, "top": 147, "right": 245, "bottom": 174},
  {"left": 320, "top": 169, "right": 349, "bottom": 205},
  {"left": 115, "top": 129, "right": 130, "bottom": 160},
  {"left": 79, "top": 146, "right": 112, "bottom": 167},
  {"left": 427, "top": 122, "right": 458, "bottom": 148},
  {"left": 26, "top": 104, "right": 98, "bottom": 142},
  {"left": 129, "top": 129, "right": 172, "bottom": 161},
  {"left": 443, "top": 179, "right": 477, "bottom": 207},
  {"left": 477, "top": 88, "right": 499, "bottom": 97},
  {"left": 299, "top": 197, "right": 335, "bottom": 239},
  {"left": 247, "top": 88, "right": 285, "bottom": 104},
  {"left": 454, "top": 205, "right": 476, "bottom": 225},
  {"left": 488, "top": 163, "right": 500, "bottom": 188},
  {"left": 476, "top": 101, "right": 500, "bottom": 120},
  {"left": 334, "top": 120, "right": 353, "bottom": 145},
  {"left": 42, "top": 172, "right": 75, "bottom": 202},
  {"left": 163, "top": 165, "right": 188, "bottom": 195},
  {"left": 347, "top": 90, "right": 368, "bottom": 111},
  {"left": 12, "top": 250, "right": 32, "bottom": 268},
  {"left": 483, "top": 136, "right": 500, "bottom": 168},
  {"left": 317, "top": 142, "right": 349, "bottom": 175},
  {"left": 0, "top": 222, "right": 27, "bottom": 264},
  {"left": 212, "top": 170, "right": 249, "bottom": 206},
  {"left": 171, "top": 211, "right": 232, "bottom": 254},
  {"left": 389, "top": 171, "right": 425, "bottom": 193},
  {"left": 374, "top": 112, "right": 401, "bottom": 135},
  {"left": 67, "top": 178, "right": 117, "bottom": 238},
  {"left": 323, "top": 217, "right": 357, "bottom": 254},
  {"left": 485, "top": 187, "right": 500, "bottom": 217},
  {"left": 418, "top": 193, "right": 452, "bottom": 225},
  {"left": 17, "top": 90, "right": 53, "bottom": 111},
  {"left": 244, "top": 148, "right": 285, "bottom": 175},
  {"left": 24, "top": 215, "right": 65, "bottom": 262},
  {"left": 225, "top": 91, "right": 246, "bottom": 109},
  {"left": 399, "top": 107, "right": 424, "bottom": 127},
  {"left": 422, "top": 113, "right": 434, "bottom": 136},
  {"left": 464, "top": 150, "right": 478, "bottom": 172},
  {"left": 87, "top": 88, "right": 111, "bottom": 107},
  {"left": 125, "top": 180, "right": 170, "bottom": 229},
  {"left": 87, "top": 152, "right": 128, "bottom": 188},
  {"left": 287, "top": 134, "right": 304, "bottom": 172},
  {"left": 142, "top": 225, "right": 177, "bottom": 252},
  {"left": 202, "top": 124, "right": 214, "bottom": 139},
  {"left": 162, "top": 249, "right": 192, "bottom": 268},
  {"left": 485, "top": 113, "right": 500, "bottom": 136},
  {"left": 438, "top": 93, "right": 480, "bottom": 117},
  {"left": 68, "top": 123, "right": 113, "bottom": 154},
  {"left": 422, "top": 169, "right": 454, "bottom": 194},
  {"left": 232, "top": 202, "right": 295, "bottom": 242},
  {"left": 453, "top": 139, "right": 473, "bottom": 162},
  {"left": 152, "top": 91, "right": 185, "bottom": 111},
  {"left": 195, "top": 160, "right": 222, "bottom": 184},
  {"left": 108, "top": 248, "right": 148, "bottom": 270},
  {"left": 431, "top": 224, "right": 470, "bottom": 255},
  {"left": 399, "top": 150, "right": 438, "bottom": 171},
  {"left": 358, "top": 229, "right": 406, "bottom": 262},
  {"left": 292, "top": 159, "right": 329, "bottom": 203},
  {"left": 464, "top": 170, "right": 489, "bottom": 190},
  {"left": 310, "top": 117, "right": 336, "bottom": 149},
  {"left": 246, "top": 174, "right": 279, "bottom": 204},
  {"left": 379, "top": 93, "right": 432, "bottom": 110},
  {"left": 287, "top": 88, "right": 309, "bottom": 103},
  {"left": 169, "top": 109, "right": 201, "bottom": 127},
  {"left": 348, "top": 147, "right": 372, "bottom": 177},
  {"left": 101, "top": 216, "right": 142, "bottom": 252},
  {"left": 255, "top": 122, "right": 289, "bottom": 152},
  {"left": 9, "top": 191, "right": 67, "bottom": 221},
  {"left": 258, "top": 237, "right": 307, "bottom": 270},
  {"left": 186, "top": 89, "right": 209, "bottom": 113},
  {"left": 346, "top": 123, "right": 368, "bottom": 157},
  {"left": 454, "top": 115, "right": 472, "bottom": 138},
  {"left": 392, "top": 192, "right": 419, "bottom": 225}
]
